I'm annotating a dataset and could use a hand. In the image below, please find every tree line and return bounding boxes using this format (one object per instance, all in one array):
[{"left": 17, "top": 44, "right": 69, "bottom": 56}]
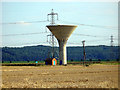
[{"left": 1, "top": 45, "right": 119, "bottom": 62}]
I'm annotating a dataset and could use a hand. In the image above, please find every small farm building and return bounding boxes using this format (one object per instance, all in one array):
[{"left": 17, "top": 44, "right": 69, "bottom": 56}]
[{"left": 45, "top": 58, "right": 57, "bottom": 65}]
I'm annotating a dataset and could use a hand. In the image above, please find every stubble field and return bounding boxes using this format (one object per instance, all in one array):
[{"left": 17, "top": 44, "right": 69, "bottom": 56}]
[{"left": 2, "top": 64, "right": 119, "bottom": 88}]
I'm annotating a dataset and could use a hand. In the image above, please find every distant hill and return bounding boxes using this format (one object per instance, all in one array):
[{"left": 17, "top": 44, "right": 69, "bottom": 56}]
[{"left": 2, "top": 45, "right": 119, "bottom": 61}]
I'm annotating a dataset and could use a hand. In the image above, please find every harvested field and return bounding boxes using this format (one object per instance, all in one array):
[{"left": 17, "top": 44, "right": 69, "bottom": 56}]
[{"left": 2, "top": 64, "right": 119, "bottom": 88}]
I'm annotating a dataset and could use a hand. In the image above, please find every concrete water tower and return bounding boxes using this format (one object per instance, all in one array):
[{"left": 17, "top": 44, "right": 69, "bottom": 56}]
[{"left": 47, "top": 9, "right": 77, "bottom": 65}]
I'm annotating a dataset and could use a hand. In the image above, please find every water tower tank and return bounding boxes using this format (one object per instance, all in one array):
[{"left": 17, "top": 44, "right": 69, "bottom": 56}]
[{"left": 47, "top": 25, "right": 77, "bottom": 65}]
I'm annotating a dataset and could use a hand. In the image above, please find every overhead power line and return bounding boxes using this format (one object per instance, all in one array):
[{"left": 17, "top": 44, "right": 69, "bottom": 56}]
[
  {"left": 1, "top": 31, "right": 117, "bottom": 40},
  {"left": 1, "top": 20, "right": 47, "bottom": 25},
  {"left": 1, "top": 20, "right": 117, "bottom": 30},
  {"left": 73, "top": 33, "right": 99, "bottom": 37},
  {"left": 72, "top": 33, "right": 118, "bottom": 39},
  {"left": 59, "top": 20, "right": 118, "bottom": 30},
  {"left": 1, "top": 32, "right": 49, "bottom": 36}
]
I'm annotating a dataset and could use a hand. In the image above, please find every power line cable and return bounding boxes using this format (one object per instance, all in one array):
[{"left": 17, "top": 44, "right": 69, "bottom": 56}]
[
  {"left": 73, "top": 33, "right": 99, "bottom": 37},
  {"left": 2, "top": 31, "right": 118, "bottom": 41},
  {"left": 1, "top": 20, "right": 48, "bottom": 25},
  {"left": 1, "top": 32, "right": 49, "bottom": 36},
  {"left": 2, "top": 20, "right": 117, "bottom": 30},
  {"left": 59, "top": 20, "right": 118, "bottom": 30},
  {"left": 72, "top": 33, "right": 118, "bottom": 39}
]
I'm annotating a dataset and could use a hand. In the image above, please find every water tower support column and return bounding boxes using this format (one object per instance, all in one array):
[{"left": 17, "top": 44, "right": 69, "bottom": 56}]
[{"left": 58, "top": 40, "right": 67, "bottom": 65}]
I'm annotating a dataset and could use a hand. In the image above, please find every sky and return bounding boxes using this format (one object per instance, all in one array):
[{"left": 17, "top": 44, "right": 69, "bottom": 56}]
[{"left": 1, "top": 1, "right": 118, "bottom": 47}]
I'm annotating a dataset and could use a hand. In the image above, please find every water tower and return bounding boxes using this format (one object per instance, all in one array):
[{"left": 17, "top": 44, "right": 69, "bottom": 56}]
[{"left": 47, "top": 9, "right": 77, "bottom": 65}]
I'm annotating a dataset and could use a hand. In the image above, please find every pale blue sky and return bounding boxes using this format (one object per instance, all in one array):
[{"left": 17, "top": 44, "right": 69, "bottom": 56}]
[{"left": 2, "top": 2, "right": 118, "bottom": 47}]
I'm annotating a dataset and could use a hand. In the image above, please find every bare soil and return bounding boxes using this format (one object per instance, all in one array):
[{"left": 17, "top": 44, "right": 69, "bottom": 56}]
[{"left": 1, "top": 64, "right": 119, "bottom": 88}]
